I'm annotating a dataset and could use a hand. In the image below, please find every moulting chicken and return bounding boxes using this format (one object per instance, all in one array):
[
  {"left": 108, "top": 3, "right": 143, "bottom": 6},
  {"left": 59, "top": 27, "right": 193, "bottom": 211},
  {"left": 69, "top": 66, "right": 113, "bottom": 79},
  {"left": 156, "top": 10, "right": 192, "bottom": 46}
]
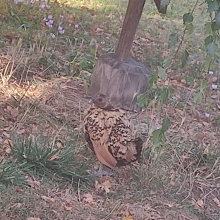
[{"left": 84, "top": 93, "right": 143, "bottom": 176}]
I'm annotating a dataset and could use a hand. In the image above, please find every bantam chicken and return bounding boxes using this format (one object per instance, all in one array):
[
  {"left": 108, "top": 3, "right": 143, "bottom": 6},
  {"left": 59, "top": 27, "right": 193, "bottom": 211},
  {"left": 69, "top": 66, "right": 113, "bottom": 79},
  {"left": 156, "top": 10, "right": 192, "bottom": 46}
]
[{"left": 84, "top": 93, "right": 143, "bottom": 175}]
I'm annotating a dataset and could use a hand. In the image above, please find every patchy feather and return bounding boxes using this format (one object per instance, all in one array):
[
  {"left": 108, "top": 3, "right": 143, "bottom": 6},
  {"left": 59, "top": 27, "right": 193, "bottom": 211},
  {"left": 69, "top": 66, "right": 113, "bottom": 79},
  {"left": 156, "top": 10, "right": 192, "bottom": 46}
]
[{"left": 84, "top": 94, "right": 143, "bottom": 169}]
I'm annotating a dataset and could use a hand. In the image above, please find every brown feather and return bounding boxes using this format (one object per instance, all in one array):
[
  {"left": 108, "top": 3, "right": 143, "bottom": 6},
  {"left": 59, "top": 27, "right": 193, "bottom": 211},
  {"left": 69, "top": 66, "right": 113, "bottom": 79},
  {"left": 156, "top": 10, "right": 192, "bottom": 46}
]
[{"left": 84, "top": 94, "right": 143, "bottom": 169}]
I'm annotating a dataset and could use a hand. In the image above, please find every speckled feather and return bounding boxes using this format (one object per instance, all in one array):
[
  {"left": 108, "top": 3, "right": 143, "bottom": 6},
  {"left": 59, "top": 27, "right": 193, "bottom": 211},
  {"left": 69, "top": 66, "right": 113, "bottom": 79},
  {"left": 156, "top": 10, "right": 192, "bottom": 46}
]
[{"left": 84, "top": 95, "right": 143, "bottom": 169}]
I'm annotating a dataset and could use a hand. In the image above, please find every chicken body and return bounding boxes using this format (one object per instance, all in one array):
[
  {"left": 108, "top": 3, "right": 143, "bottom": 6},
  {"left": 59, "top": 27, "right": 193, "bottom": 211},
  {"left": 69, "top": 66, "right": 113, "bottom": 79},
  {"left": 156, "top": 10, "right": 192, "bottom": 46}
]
[{"left": 84, "top": 94, "right": 143, "bottom": 169}]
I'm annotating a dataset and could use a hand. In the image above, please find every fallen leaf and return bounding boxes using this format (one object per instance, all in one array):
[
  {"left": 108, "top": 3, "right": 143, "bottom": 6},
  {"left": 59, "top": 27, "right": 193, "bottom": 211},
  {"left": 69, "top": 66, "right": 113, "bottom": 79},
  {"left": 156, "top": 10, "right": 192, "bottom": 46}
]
[
  {"left": 5, "top": 147, "right": 12, "bottom": 154},
  {"left": 213, "top": 197, "right": 220, "bottom": 207},
  {"left": 27, "top": 178, "right": 41, "bottom": 189},
  {"left": 17, "top": 129, "right": 26, "bottom": 135},
  {"left": 63, "top": 205, "right": 72, "bottom": 211},
  {"left": 181, "top": 78, "right": 186, "bottom": 84},
  {"left": 7, "top": 106, "right": 19, "bottom": 117},
  {"left": 56, "top": 141, "right": 63, "bottom": 149},
  {"left": 3, "top": 132, "right": 10, "bottom": 138},
  {"left": 3, "top": 139, "right": 13, "bottom": 146},
  {"left": 41, "top": 195, "right": 55, "bottom": 204},
  {"left": 16, "top": 187, "right": 24, "bottom": 192},
  {"left": 26, "top": 218, "right": 41, "bottom": 220},
  {"left": 122, "top": 215, "right": 133, "bottom": 220},
  {"left": 211, "top": 76, "right": 218, "bottom": 82},
  {"left": 211, "top": 95, "right": 218, "bottom": 99},
  {"left": 102, "top": 180, "right": 111, "bottom": 193},
  {"left": 197, "top": 199, "right": 204, "bottom": 207},
  {"left": 175, "top": 108, "right": 183, "bottom": 115},
  {"left": 49, "top": 154, "right": 59, "bottom": 161},
  {"left": 82, "top": 193, "right": 94, "bottom": 203},
  {"left": 12, "top": 203, "right": 22, "bottom": 208},
  {"left": 95, "top": 180, "right": 111, "bottom": 193}
]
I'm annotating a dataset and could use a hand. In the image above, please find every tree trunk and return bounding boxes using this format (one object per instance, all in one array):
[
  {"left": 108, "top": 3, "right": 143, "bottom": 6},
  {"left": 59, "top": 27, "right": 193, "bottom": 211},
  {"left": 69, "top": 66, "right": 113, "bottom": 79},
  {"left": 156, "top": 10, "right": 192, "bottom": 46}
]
[
  {"left": 88, "top": 53, "right": 152, "bottom": 112},
  {"left": 154, "top": 0, "right": 168, "bottom": 14},
  {"left": 87, "top": 0, "right": 153, "bottom": 112},
  {"left": 115, "top": 0, "right": 146, "bottom": 62}
]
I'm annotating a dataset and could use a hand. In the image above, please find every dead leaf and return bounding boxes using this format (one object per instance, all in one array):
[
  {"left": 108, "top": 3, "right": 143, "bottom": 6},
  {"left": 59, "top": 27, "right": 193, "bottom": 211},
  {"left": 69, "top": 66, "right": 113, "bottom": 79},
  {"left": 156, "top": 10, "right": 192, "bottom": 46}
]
[
  {"left": 12, "top": 202, "right": 22, "bottom": 208},
  {"left": 26, "top": 218, "right": 41, "bottom": 220},
  {"left": 3, "top": 132, "right": 10, "bottom": 138},
  {"left": 27, "top": 178, "right": 41, "bottom": 189},
  {"left": 211, "top": 76, "right": 218, "bottom": 83},
  {"left": 17, "top": 129, "right": 26, "bottom": 135},
  {"left": 95, "top": 180, "right": 111, "bottom": 193},
  {"left": 5, "top": 147, "right": 12, "bottom": 154},
  {"left": 82, "top": 193, "right": 94, "bottom": 203},
  {"left": 41, "top": 195, "right": 55, "bottom": 204},
  {"left": 181, "top": 78, "right": 186, "bottom": 84},
  {"left": 102, "top": 180, "right": 111, "bottom": 193},
  {"left": 213, "top": 197, "right": 220, "bottom": 207},
  {"left": 122, "top": 215, "right": 133, "bottom": 220},
  {"left": 202, "top": 121, "right": 211, "bottom": 127},
  {"left": 211, "top": 95, "right": 218, "bottom": 99},
  {"left": 7, "top": 106, "right": 19, "bottom": 117},
  {"left": 196, "top": 199, "right": 204, "bottom": 207},
  {"left": 56, "top": 141, "right": 63, "bottom": 149},
  {"left": 49, "top": 154, "right": 59, "bottom": 161},
  {"left": 63, "top": 205, "right": 72, "bottom": 211},
  {"left": 16, "top": 187, "right": 24, "bottom": 192},
  {"left": 175, "top": 108, "right": 183, "bottom": 115}
]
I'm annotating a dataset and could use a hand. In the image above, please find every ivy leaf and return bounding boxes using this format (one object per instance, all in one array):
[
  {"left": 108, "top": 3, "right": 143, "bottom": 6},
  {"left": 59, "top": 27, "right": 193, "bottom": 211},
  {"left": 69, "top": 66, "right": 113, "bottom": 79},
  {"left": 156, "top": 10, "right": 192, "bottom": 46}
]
[
  {"left": 206, "top": 42, "right": 218, "bottom": 56},
  {"left": 204, "top": 35, "right": 214, "bottom": 46},
  {"left": 211, "top": 21, "right": 220, "bottom": 31},
  {"left": 157, "top": 68, "right": 166, "bottom": 80},
  {"left": 152, "top": 129, "right": 166, "bottom": 146},
  {"left": 186, "top": 23, "right": 194, "bottom": 34},
  {"left": 137, "top": 94, "right": 148, "bottom": 108},
  {"left": 168, "top": 33, "right": 179, "bottom": 49},
  {"left": 159, "top": 86, "right": 174, "bottom": 103},
  {"left": 216, "top": 11, "right": 220, "bottom": 26},
  {"left": 162, "top": 57, "right": 172, "bottom": 69},
  {"left": 205, "top": 22, "right": 212, "bottom": 36},
  {"left": 205, "top": 56, "right": 213, "bottom": 71},
  {"left": 181, "top": 50, "right": 189, "bottom": 68},
  {"left": 183, "top": 13, "right": 193, "bottom": 24},
  {"left": 207, "top": 0, "right": 219, "bottom": 13},
  {"left": 161, "top": 116, "right": 171, "bottom": 132},
  {"left": 193, "top": 91, "right": 203, "bottom": 104},
  {"left": 39, "top": 57, "right": 48, "bottom": 66},
  {"left": 149, "top": 74, "right": 158, "bottom": 85}
]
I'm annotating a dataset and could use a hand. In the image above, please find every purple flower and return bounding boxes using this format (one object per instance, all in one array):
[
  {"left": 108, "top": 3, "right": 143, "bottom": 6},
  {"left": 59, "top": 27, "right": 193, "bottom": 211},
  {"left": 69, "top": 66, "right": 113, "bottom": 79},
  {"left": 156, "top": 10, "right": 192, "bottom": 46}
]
[
  {"left": 59, "top": 29, "right": 65, "bottom": 34},
  {"left": 14, "top": 0, "right": 23, "bottom": 3},
  {"left": 205, "top": 113, "right": 210, "bottom": 118},
  {"left": 60, "top": 15, "right": 64, "bottom": 19},
  {"left": 43, "top": 17, "right": 48, "bottom": 22},
  {"left": 30, "top": 0, "right": 35, "bottom": 3},
  {"left": 49, "top": 19, "right": 54, "bottom": 25},
  {"left": 50, "top": 33, "right": 56, "bottom": 39},
  {"left": 211, "top": 84, "right": 218, "bottom": 90},
  {"left": 39, "top": 4, "right": 46, "bottom": 9},
  {"left": 75, "top": 24, "right": 79, "bottom": 29},
  {"left": 58, "top": 26, "right": 63, "bottom": 31},
  {"left": 209, "top": 70, "right": 214, "bottom": 75},
  {"left": 45, "top": 4, "right": 50, "bottom": 8},
  {"left": 48, "top": 15, "right": 53, "bottom": 20}
]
